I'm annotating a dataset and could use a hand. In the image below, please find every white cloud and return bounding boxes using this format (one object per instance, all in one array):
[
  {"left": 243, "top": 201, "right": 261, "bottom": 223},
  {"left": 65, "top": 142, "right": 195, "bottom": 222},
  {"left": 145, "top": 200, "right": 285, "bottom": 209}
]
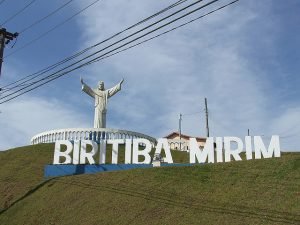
[
  {"left": 0, "top": 0, "right": 298, "bottom": 152},
  {"left": 0, "top": 96, "right": 89, "bottom": 150},
  {"left": 267, "top": 106, "right": 300, "bottom": 151},
  {"left": 73, "top": 0, "right": 299, "bottom": 151}
]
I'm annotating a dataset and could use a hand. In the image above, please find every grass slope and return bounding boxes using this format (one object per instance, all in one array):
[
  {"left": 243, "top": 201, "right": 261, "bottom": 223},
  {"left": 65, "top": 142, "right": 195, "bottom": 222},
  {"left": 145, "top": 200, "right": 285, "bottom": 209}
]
[{"left": 0, "top": 144, "right": 299, "bottom": 225}]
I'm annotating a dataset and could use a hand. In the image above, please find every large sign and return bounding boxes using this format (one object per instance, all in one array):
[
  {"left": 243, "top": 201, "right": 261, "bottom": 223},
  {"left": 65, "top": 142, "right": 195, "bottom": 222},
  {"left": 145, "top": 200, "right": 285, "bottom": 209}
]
[{"left": 53, "top": 136, "right": 281, "bottom": 165}]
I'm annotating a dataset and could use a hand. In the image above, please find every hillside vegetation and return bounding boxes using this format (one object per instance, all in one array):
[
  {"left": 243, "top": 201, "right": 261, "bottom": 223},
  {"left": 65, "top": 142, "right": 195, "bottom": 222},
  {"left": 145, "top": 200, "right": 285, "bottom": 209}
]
[{"left": 0, "top": 144, "right": 299, "bottom": 225}]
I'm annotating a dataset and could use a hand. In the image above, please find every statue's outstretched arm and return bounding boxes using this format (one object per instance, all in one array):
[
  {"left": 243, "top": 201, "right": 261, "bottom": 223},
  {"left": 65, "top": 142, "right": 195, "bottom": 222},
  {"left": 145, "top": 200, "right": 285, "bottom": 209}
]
[
  {"left": 80, "top": 77, "right": 85, "bottom": 85},
  {"left": 108, "top": 79, "right": 124, "bottom": 97},
  {"left": 81, "top": 77, "right": 95, "bottom": 98}
]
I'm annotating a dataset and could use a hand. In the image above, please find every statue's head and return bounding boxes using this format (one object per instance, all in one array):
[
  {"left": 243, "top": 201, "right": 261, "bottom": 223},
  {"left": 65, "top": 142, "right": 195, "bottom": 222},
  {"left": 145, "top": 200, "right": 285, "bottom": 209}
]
[{"left": 98, "top": 81, "right": 104, "bottom": 90}]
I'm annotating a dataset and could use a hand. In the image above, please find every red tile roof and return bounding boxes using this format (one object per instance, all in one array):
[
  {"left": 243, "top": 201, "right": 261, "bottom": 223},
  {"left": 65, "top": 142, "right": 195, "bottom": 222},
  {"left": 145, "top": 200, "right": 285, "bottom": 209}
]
[{"left": 164, "top": 131, "right": 206, "bottom": 142}]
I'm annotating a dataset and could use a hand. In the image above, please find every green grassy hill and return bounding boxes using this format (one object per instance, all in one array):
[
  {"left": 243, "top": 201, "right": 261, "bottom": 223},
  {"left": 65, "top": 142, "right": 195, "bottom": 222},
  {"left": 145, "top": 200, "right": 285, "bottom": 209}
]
[{"left": 0, "top": 144, "right": 299, "bottom": 225}]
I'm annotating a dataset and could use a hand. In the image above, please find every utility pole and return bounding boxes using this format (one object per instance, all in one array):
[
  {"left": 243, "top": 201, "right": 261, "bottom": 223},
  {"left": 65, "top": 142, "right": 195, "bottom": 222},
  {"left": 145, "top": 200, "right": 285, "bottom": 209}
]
[
  {"left": 0, "top": 28, "right": 18, "bottom": 76},
  {"left": 179, "top": 113, "right": 182, "bottom": 150},
  {"left": 204, "top": 97, "right": 209, "bottom": 137}
]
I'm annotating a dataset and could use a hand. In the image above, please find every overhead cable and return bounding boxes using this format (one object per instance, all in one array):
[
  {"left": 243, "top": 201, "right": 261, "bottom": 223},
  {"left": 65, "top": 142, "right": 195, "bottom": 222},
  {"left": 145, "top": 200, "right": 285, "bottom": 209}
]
[
  {"left": 19, "top": 0, "right": 76, "bottom": 34},
  {"left": 5, "top": 0, "right": 102, "bottom": 58},
  {"left": 0, "top": 0, "right": 239, "bottom": 104},
  {"left": 1, "top": 0, "right": 188, "bottom": 91},
  {"left": 2, "top": 0, "right": 208, "bottom": 96},
  {"left": 0, "top": 0, "right": 237, "bottom": 103},
  {"left": 83, "top": 1, "right": 240, "bottom": 68},
  {"left": 0, "top": 0, "right": 37, "bottom": 26}
]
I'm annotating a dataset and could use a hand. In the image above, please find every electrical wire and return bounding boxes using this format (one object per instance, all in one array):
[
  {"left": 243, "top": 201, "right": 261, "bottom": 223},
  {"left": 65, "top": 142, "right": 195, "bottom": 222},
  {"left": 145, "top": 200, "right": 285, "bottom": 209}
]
[
  {"left": 19, "top": 0, "right": 76, "bottom": 34},
  {"left": 0, "top": 0, "right": 37, "bottom": 26},
  {"left": 0, "top": 0, "right": 189, "bottom": 91},
  {"left": 90, "top": 0, "right": 240, "bottom": 75},
  {"left": 2, "top": 0, "right": 211, "bottom": 97},
  {"left": 0, "top": 0, "right": 238, "bottom": 103},
  {"left": 0, "top": 0, "right": 239, "bottom": 104},
  {"left": 5, "top": 0, "right": 102, "bottom": 58},
  {"left": 47, "top": 0, "right": 220, "bottom": 78}
]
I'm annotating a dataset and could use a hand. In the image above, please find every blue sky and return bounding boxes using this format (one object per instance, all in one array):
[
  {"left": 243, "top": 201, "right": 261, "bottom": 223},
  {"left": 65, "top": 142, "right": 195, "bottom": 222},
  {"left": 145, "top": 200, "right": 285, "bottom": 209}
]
[{"left": 0, "top": 0, "right": 299, "bottom": 151}]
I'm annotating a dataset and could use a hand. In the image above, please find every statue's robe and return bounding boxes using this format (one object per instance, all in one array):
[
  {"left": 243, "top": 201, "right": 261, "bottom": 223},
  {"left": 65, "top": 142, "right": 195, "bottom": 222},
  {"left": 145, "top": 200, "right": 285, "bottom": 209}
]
[{"left": 82, "top": 82, "right": 121, "bottom": 128}]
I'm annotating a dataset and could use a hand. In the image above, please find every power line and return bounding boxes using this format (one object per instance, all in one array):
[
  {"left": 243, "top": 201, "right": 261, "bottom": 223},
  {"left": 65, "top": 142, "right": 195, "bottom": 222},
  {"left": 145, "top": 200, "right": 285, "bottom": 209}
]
[
  {"left": 0, "top": 0, "right": 239, "bottom": 104},
  {"left": 5, "top": 0, "right": 102, "bottom": 58},
  {"left": 90, "top": 0, "right": 237, "bottom": 65},
  {"left": 0, "top": 0, "right": 238, "bottom": 103},
  {"left": 0, "top": 0, "right": 38, "bottom": 26},
  {"left": 86, "top": 0, "right": 231, "bottom": 66},
  {"left": 2, "top": 0, "right": 212, "bottom": 96},
  {"left": 0, "top": 0, "right": 188, "bottom": 92},
  {"left": 0, "top": 0, "right": 191, "bottom": 90},
  {"left": 19, "top": 0, "right": 76, "bottom": 34},
  {"left": 9, "top": 0, "right": 207, "bottom": 86}
]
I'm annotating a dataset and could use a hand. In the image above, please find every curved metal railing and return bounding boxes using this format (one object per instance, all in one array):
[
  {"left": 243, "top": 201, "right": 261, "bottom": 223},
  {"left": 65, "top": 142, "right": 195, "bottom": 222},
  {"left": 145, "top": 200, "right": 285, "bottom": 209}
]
[{"left": 31, "top": 128, "right": 157, "bottom": 145}]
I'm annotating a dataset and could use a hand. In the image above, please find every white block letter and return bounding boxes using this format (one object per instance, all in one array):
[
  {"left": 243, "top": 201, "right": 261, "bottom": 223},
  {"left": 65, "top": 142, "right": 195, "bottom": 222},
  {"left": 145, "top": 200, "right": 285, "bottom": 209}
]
[
  {"left": 254, "top": 135, "right": 281, "bottom": 159},
  {"left": 155, "top": 138, "right": 173, "bottom": 163},
  {"left": 107, "top": 139, "right": 124, "bottom": 164},
  {"left": 80, "top": 140, "right": 98, "bottom": 164},
  {"left": 99, "top": 140, "right": 106, "bottom": 164},
  {"left": 215, "top": 137, "right": 223, "bottom": 163},
  {"left": 132, "top": 139, "right": 152, "bottom": 164},
  {"left": 245, "top": 136, "right": 253, "bottom": 160},
  {"left": 73, "top": 140, "right": 80, "bottom": 164},
  {"left": 125, "top": 139, "right": 132, "bottom": 164},
  {"left": 189, "top": 137, "right": 214, "bottom": 163},
  {"left": 53, "top": 140, "right": 73, "bottom": 164},
  {"left": 224, "top": 137, "right": 243, "bottom": 162}
]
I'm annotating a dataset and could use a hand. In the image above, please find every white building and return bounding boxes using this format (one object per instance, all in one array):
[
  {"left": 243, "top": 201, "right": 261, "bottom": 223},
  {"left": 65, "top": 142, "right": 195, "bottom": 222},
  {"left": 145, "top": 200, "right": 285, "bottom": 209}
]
[{"left": 164, "top": 131, "right": 207, "bottom": 152}]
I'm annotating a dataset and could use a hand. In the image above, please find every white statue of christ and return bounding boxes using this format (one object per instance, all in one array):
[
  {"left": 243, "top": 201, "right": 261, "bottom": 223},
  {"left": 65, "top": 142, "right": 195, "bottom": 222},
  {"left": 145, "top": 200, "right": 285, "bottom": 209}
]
[{"left": 81, "top": 78, "right": 124, "bottom": 128}]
